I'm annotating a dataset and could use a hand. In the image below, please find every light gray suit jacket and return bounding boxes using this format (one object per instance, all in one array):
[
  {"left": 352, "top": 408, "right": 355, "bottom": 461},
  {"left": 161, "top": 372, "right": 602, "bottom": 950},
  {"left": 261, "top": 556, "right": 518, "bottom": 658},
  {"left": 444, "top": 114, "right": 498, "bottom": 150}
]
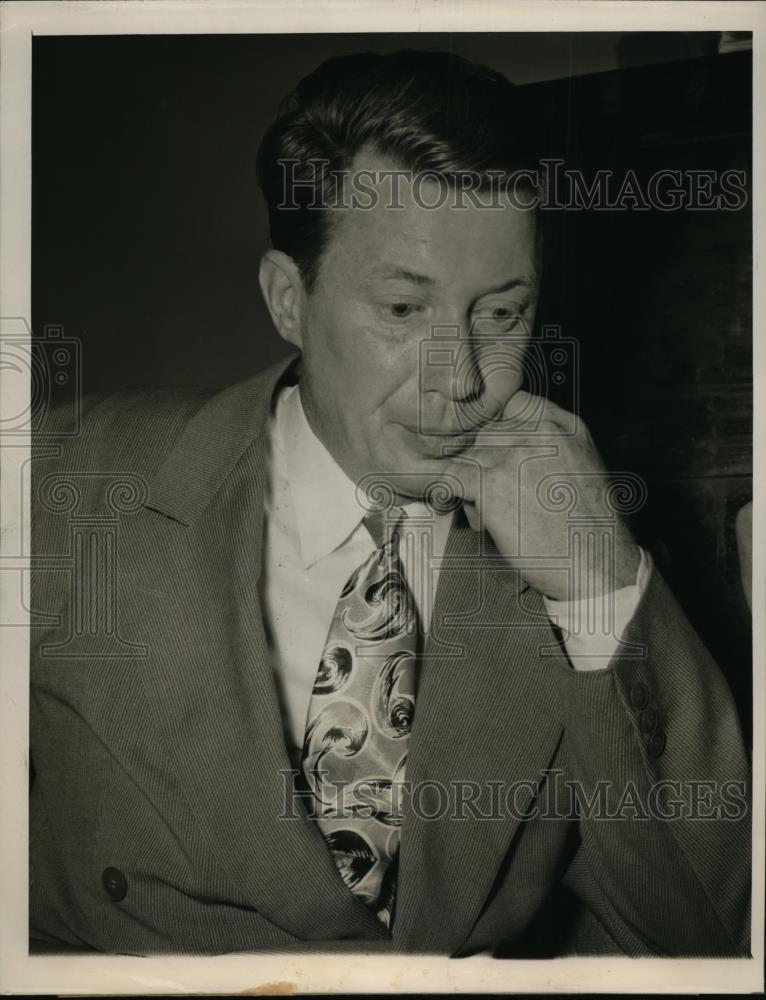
[{"left": 29, "top": 355, "right": 751, "bottom": 956}]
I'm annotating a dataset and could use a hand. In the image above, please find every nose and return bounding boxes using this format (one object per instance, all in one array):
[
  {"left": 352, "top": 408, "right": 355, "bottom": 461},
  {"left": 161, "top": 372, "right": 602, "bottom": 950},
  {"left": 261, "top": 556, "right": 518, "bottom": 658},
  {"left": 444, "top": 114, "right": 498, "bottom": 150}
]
[
  {"left": 419, "top": 323, "right": 481, "bottom": 411},
  {"left": 470, "top": 321, "right": 528, "bottom": 426},
  {"left": 419, "top": 321, "right": 526, "bottom": 432}
]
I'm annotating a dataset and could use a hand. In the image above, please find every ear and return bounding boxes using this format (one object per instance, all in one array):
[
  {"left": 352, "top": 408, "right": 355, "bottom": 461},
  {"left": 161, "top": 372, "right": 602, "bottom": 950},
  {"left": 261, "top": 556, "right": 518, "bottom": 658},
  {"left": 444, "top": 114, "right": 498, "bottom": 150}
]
[{"left": 258, "top": 249, "right": 306, "bottom": 349}]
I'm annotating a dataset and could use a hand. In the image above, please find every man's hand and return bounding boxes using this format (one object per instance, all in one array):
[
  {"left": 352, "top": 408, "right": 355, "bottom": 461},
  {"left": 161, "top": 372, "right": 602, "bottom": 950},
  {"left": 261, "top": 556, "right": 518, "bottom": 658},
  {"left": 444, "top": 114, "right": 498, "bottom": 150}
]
[{"left": 445, "top": 391, "right": 641, "bottom": 602}]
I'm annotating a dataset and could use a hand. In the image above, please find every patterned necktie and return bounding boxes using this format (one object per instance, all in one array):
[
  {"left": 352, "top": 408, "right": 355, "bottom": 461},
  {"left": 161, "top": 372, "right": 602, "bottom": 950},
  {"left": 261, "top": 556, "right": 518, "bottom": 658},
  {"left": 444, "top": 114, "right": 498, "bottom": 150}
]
[{"left": 301, "top": 506, "right": 419, "bottom": 928}]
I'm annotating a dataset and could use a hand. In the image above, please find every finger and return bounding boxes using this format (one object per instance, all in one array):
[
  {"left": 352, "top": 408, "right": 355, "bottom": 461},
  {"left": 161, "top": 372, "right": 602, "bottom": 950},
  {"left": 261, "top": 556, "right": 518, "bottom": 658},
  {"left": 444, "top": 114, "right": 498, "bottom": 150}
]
[
  {"left": 501, "top": 390, "right": 566, "bottom": 431},
  {"left": 536, "top": 396, "right": 581, "bottom": 435},
  {"left": 440, "top": 452, "right": 483, "bottom": 504},
  {"left": 502, "top": 392, "right": 581, "bottom": 439},
  {"left": 485, "top": 390, "right": 563, "bottom": 439},
  {"left": 502, "top": 389, "right": 535, "bottom": 423}
]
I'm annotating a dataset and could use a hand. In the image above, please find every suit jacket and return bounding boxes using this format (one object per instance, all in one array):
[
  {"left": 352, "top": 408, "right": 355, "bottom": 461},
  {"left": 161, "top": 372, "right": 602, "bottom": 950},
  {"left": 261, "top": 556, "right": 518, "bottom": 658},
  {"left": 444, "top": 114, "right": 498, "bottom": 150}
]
[{"left": 29, "top": 355, "right": 751, "bottom": 957}]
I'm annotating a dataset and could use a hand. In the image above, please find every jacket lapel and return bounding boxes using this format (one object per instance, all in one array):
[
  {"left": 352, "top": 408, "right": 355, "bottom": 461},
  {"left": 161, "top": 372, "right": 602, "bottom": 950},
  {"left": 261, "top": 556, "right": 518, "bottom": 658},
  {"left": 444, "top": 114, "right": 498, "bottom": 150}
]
[
  {"left": 132, "top": 356, "right": 565, "bottom": 949},
  {"left": 393, "top": 511, "right": 565, "bottom": 953},
  {"left": 135, "top": 355, "right": 389, "bottom": 943}
]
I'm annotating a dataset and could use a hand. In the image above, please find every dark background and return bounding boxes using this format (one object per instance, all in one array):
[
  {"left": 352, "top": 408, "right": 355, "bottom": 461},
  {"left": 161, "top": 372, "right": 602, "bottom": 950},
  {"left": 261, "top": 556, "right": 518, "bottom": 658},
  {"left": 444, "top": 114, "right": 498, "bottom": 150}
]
[{"left": 32, "top": 32, "right": 753, "bottom": 738}]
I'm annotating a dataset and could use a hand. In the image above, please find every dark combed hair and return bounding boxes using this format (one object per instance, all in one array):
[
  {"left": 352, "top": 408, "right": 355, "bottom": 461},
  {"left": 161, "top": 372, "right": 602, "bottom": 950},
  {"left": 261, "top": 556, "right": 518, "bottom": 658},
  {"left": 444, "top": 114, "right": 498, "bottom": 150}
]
[{"left": 255, "top": 49, "right": 541, "bottom": 289}]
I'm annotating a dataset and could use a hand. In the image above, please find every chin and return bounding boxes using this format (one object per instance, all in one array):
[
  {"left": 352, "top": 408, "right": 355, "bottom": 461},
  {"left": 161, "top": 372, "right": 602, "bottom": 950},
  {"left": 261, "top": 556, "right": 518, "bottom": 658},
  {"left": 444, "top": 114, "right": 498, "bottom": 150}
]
[{"left": 360, "top": 455, "right": 465, "bottom": 511}]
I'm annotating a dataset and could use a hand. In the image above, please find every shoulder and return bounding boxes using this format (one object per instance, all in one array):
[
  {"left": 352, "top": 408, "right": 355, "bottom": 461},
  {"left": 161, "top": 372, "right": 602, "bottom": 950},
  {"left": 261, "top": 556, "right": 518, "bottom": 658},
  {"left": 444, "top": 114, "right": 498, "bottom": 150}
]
[
  {"left": 31, "top": 356, "right": 298, "bottom": 516},
  {"left": 30, "top": 386, "right": 217, "bottom": 535},
  {"left": 36, "top": 385, "right": 215, "bottom": 473},
  {"left": 76, "top": 383, "right": 214, "bottom": 446}
]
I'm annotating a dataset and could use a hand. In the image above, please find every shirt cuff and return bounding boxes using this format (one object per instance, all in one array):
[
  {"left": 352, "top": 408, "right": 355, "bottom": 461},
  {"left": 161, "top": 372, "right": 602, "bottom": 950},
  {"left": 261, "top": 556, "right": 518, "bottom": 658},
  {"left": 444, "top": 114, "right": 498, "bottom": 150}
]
[{"left": 543, "top": 547, "right": 652, "bottom": 671}]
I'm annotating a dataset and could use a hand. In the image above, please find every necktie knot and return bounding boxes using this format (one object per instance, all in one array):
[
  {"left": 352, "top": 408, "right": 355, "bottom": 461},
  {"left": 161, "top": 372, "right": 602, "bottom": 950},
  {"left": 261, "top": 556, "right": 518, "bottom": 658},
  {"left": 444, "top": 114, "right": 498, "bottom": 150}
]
[{"left": 363, "top": 506, "right": 406, "bottom": 551}]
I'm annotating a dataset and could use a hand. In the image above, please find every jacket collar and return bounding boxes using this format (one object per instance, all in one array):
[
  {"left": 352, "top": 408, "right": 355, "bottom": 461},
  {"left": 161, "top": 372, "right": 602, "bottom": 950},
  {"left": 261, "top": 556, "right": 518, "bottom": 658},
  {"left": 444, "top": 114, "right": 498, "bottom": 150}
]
[
  {"left": 392, "top": 512, "right": 564, "bottom": 953},
  {"left": 145, "top": 352, "right": 300, "bottom": 525},
  {"left": 138, "top": 354, "right": 564, "bottom": 952},
  {"left": 136, "top": 351, "right": 391, "bottom": 943}
]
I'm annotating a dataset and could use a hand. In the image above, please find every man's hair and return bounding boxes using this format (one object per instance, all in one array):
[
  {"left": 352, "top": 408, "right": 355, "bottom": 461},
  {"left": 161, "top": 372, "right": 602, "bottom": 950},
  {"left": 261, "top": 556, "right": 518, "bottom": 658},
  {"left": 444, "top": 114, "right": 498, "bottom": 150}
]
[{"left": 256, "top": 49, "right": 541, "bottom": 290}]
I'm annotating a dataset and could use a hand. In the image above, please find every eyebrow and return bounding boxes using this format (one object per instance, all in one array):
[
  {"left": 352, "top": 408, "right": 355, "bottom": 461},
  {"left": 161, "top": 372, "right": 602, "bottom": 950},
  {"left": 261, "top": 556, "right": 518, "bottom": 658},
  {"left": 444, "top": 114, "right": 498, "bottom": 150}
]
[
  {"left": 364, "top": 266, "right": 436, "bottom": 286},
  {"left": 363, "top": 266, "right": 536, "bottom": 294},
  {"left": 479, "top": 276, "right": 536, "bottom": 296}
]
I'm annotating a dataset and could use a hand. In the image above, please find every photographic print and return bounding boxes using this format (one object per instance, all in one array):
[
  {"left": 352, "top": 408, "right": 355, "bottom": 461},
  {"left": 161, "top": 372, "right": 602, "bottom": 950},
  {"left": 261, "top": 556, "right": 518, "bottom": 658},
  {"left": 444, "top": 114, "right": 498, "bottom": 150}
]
[{"left": 1, "top": 1, "right": 763, "bottom": 994}]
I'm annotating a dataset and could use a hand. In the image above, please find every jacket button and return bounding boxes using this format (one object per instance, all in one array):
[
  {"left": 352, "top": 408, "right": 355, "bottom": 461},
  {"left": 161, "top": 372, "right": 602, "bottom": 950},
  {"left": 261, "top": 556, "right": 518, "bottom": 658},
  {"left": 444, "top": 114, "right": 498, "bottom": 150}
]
[
  {"left": 630, "top": 681, "right": 649, "bottom": 710},
  {"left": 102, "top": 867, "right": 127, "bottom": 902},
  {"left": 640, "top": 707, "right": 660, "bottom": 734},
  {"left": 647, "top": 731, "right": 666, "bottom": 758}
]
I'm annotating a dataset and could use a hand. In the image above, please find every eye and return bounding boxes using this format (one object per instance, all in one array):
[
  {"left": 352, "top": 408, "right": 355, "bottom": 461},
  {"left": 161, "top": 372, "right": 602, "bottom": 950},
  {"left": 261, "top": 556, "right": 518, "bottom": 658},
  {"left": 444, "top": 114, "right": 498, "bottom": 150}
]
[
  {"left": 390, "top": 303, "right": 415, "bottom": 318},
  {"left": 473, "top": 302, "right": 528, "bottom": 331},
  {"left": 376, "top": 300, "right": 425, "bottom": 323}
]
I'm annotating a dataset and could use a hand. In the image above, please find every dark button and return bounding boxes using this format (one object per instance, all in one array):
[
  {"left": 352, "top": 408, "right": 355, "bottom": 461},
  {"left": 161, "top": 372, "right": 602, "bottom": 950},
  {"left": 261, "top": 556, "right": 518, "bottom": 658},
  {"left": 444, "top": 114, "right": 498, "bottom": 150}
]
[
  {"left": 640, "top": 707, "right": 660, "bottom": 734},
  {"left": 102, "top": 867, "right": 127, "bottom": 902},
  {"left": 630, "top": 681, "right": 649, "bottom": 710},
  {"left": 647, "top": 731, "right": 666, "bottom": 758}
]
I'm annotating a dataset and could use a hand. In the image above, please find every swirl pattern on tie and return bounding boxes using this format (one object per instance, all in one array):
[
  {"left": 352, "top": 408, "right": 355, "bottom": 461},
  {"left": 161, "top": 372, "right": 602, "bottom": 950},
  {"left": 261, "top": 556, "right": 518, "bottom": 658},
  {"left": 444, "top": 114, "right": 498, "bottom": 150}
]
[{"left": 301, "top": 510, "right": 419, "bottom": 926}]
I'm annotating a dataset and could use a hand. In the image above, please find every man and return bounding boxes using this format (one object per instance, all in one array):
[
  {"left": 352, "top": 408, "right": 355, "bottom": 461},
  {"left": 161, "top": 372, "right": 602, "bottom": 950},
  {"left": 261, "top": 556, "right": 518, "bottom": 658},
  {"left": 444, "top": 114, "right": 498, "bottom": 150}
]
[{"left": 29, "top": 49, "right": 750, "bottom": 956}]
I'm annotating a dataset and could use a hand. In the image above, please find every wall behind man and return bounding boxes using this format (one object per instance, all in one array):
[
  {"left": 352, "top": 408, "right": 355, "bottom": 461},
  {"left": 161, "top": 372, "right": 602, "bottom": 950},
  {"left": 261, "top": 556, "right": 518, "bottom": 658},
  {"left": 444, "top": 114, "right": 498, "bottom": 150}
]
[
  {"left": 525, "top": 50, "right": 752, "bottom": 740},
  {"left": 31, "top": 33, "right": 752, "bottom": 734},
  {"left": 32, "top": 30, "right": 726, "bottom": 395}
]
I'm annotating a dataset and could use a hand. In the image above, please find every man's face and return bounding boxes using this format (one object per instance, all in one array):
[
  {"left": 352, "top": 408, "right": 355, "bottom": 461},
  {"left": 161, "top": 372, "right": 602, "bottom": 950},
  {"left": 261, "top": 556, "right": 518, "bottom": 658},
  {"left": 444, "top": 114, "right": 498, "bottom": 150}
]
[{"left": 297, "top": 151, "right": 540, "bottom": 497}]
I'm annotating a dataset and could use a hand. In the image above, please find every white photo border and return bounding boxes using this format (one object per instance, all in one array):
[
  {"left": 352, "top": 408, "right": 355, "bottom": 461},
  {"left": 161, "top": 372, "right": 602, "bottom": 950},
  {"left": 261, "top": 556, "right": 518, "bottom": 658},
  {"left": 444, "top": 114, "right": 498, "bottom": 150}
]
[{"left": 1, "top": 1, "right": 763, "bottom": 994}]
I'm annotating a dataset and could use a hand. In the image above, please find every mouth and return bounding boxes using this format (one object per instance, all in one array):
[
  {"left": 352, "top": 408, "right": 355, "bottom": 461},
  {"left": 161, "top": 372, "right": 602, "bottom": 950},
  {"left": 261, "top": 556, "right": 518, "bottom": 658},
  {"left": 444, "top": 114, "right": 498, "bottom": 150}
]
[{"left": 401, "top": 425, "right": 478, "bottom": 456}]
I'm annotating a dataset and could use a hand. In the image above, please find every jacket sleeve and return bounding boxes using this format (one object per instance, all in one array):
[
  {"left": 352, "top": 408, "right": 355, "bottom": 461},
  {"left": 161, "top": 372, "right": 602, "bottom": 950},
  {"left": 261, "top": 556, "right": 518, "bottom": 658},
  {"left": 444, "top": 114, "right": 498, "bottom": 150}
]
[{"left": 550, "top": 563, "right": 751, "bottom": 956}]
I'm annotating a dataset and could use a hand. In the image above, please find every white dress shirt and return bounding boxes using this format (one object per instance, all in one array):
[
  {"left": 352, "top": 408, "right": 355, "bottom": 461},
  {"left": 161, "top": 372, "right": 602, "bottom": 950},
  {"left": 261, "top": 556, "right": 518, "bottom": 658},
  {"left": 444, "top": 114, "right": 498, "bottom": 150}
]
[{"left": 259, "top": 383, "right": 651, "bottom": 756}]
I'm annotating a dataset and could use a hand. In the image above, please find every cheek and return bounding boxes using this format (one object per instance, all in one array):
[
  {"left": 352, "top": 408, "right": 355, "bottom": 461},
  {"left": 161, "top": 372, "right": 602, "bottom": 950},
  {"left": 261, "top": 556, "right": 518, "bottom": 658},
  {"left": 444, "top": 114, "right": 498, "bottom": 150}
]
[
  {"left": 304, "top": 293, "right": 420, "bottom": 425},
  {"left": 365, "top": 335, "right": 422, "bottom": 421},
  {"left": 338, "top": 329, "right": 419, "bottom": 410}
]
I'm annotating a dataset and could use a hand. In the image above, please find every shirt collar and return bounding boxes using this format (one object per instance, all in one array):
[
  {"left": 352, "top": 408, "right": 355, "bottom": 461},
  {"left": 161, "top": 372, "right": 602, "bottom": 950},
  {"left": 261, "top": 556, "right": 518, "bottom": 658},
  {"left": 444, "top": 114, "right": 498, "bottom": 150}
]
[
  {"left": 278, "top": 383, "right": 370, "bottom": 569},
  {"left": 275, "top": 382, "right": 451, "bottom": 568}
]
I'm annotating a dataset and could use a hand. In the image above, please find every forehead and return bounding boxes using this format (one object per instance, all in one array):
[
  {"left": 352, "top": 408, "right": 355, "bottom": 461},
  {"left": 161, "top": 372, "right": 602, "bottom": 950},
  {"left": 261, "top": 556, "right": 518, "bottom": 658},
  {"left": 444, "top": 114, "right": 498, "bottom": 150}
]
[{"left": 320, "top": 151, "right": 539, "bottom": 287}]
